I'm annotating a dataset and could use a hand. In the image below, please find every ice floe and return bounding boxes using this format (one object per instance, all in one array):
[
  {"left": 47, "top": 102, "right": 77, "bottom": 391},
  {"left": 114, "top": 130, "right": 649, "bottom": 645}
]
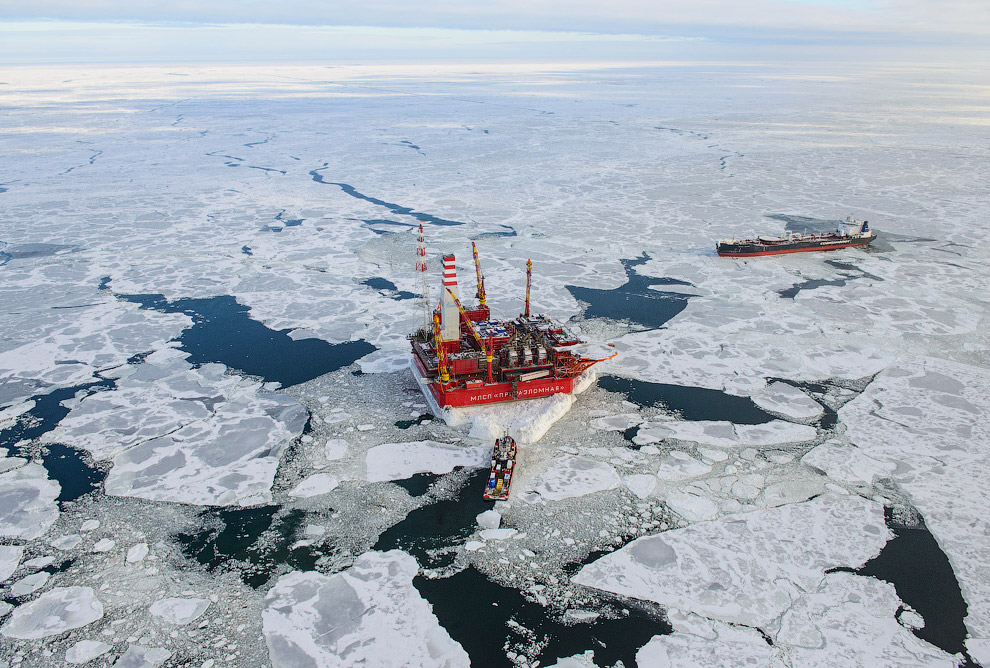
[
  {"left": 263, "top": 550, "right": 469, "bottom": 668},
  {"left": 365, "top": 440, "right": 488, "bottom": 482},
  {"left": 633, "top": 419, "right": 817, "bottom": 448},
  {"left": 148, "top": 597, "right": 210, "bottom": 625},
  {"left": 111, "top": 644, "right": 171, "bottom": 668},
  {"left": 0, "top": 462, "right": 61, "bottom": 540},
  {"left": 10, "top": 571, "right": 49, "bottom": 596},
  {"left": 751, "top": 381, "right": 824, "bottom": 423},
  {"left": 636, "top": 610, "right": 781, "bottom": 668},
  {"left": 48, "top": 349, "right": 307, "bottom": 506},
  {"left": 528, "top": 454, "right": 621, "bottom": 501},
  {"left": 288, "top": 473, "right": 340, "bottom": 498},
  {"left": 841, "top": 356, "right": 990, "bottom": 641},
  {"left": 126, "top": 542, "right": 149, "bottom": 563},
  {"left": 801, "top": 439, "right": 894, "bottom": 486},
  {"left": 0, "top": 545, "right": 23, "bottom": 581},
  {"left": 0, "top": 586, "right": 103, "bottom": 639},
  {"left": 573, "top": 495, "right": 888, "bottom": 628},
  {"left": 66, "top": 640, "right": 112, "bottom": 664},
  {"left": 476, "top": 510, "right": 502, "bottom": 530}
]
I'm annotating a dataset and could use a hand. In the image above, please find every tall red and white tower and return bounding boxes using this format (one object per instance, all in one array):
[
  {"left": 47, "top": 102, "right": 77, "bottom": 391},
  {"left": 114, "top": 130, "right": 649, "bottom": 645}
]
[
  {"left": 415, "top": 223, "right": 431, "bottom": 331},
  {"left": 440, "top": 253, "right": 460, "bottom": 344}
]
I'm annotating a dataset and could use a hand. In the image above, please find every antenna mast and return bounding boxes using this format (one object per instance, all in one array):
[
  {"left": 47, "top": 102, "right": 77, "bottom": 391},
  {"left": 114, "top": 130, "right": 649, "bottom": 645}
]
[{"left": 524, "top": 259, "right": 532, "bottom": 318}]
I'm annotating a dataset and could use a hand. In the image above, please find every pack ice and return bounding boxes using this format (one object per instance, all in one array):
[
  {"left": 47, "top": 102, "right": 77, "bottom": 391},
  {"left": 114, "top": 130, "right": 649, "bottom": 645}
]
[
  {"left": 573, "top": 495, "right": 888, "bottom": 628},
  {"left": 46, "top": 348, "right": 307, "bottom": 506},
  {"left": 263, "top": 550, "right": 469, "bottom": 668},
  {"left": 0, "top": 586, "right": 103, "bottom": 640},
  {"left": 841, "top": 356, "right": 990, "bottom": 647}
]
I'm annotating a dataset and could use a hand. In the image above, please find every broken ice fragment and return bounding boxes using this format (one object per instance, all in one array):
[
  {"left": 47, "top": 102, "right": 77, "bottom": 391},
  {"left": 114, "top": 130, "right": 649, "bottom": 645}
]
[
  {"left": 148, "top": 597, "right": 209, "bottom": 625},
  {"left": 66, "top": 640, "right": 112, "bottom": 664},
  {"left": 262, "top": 550, "right": 469, "bottom": 668},
  {"left": 0, "top": 586, "right": 103, "bottom": 639}
]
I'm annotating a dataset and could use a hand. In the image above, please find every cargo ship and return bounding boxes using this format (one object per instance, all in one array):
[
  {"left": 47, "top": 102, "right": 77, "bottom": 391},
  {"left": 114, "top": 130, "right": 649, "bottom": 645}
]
[
  {"left": 484, "top": 434, "right": 516, "bottom": 501},
  {"left": 716, "top": 217, "right": 875, "bottom": 257},
  {"left": 409, "top": 225, "right": 616, "bottom": 409}
]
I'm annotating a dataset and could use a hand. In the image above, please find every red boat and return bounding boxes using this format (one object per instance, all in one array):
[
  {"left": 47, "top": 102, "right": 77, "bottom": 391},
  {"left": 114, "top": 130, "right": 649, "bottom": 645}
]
[
  {"left": 484, "top": 434, "right": 516, "bottom": 501},
  {"left": 409, "top": 226, "right": 615, "bottom": 409}
]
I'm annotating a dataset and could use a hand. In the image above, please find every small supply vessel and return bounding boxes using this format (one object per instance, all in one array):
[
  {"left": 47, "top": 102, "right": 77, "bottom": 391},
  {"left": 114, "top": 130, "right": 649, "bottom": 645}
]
[
  {"left": 716, "top": 217, "right": 876, "bottom": 257},
  {"left": 484, "top": 434, "right": 517, "bottom": 501}
]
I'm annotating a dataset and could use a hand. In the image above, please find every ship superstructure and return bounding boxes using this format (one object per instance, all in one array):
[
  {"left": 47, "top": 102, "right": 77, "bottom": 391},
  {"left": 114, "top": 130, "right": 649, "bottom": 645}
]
[
  {"left": 484, "top": 434, "right": 516, "bottom": 501},
  {"left": 717, "top": 217, "right": 876, "bottom": 257},
  {"left": 409, "top": 226, "right": 615, "bottom": 408}
]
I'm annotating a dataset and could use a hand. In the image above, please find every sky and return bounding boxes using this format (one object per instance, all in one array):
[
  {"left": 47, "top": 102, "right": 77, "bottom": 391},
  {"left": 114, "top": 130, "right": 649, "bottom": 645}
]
[{"left": 0, "top": 1, "right": 988, "bottom": 64}]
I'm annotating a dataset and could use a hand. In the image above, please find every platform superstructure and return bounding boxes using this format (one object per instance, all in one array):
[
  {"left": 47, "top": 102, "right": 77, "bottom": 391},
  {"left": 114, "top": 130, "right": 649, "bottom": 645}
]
[{"left": 409, "top": 227, "right": 615, "bottom": 408}]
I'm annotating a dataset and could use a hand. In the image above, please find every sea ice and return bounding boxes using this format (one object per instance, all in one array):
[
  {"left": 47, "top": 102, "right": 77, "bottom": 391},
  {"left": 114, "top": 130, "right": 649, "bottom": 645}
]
[
  {"left": 573, "top": 495, "right": 888, "bottom": 628},
  {"left": 633, "top": 419, "right": 816, "bottom": 448},
  {"left": 66, "top": 640, "right": 112, "bottom": 664},
  {"left": 148, "top": 597, "right": 210, "bottom": 625},
  {"left": 0, "top": 586, "right": 103, "bottom": 639},
  {"left": 288, "top": 473, "right": 340, "bottom": 498},
  {"left": 111, "top": 644, "right": 171, "bottom": 668},
  {"left": 663, "top": 491, "right": 719, "bottom": 521},
  {"left": 544, "top": 651, "right": 599, "bottom": 668},
  {"left": 841, "top": 356, "right": 990, "bottom": 641},
  {"left": 10, "top": 571, "right": 49, "bottom": 596},
  {"left": 51, "top": 534, "right": 83, "bottom": 550},
  {"left": 263, "top": 550, "right": 469, "bottom": 668},
  {"left": 324, "top": 438, "right": 348, "bottom": 461},
  {"left": 93, "top": 538, "right": 116, "bottom": 552},
  {"left": 477, "top": 510, "right": 502, "bottom": 530},
  {"left": 0, "top": 545, "right": 23, "bottom": 581},
  {"left": 636, "top": 609, "right": 782, "bottom": 668},
  {"left": 801, "top": 440, "right": 894, "bottom": 486},
  {"left": 0, "top": 462, "right": 61, "bottom": 540},
  {"left": 751, "top": 381, "right": 824, "bottom": 423},
  {"left": 623, "top": 474, "right": 657, "bottom": 498},
  {"left": 776, "top": 572, "right": 955, "bottom": 667},
  {"left": 126, "top": 543, "right": 149, "bottom": 563},
  {"left": 365, "top": 440, "right": 488, "bottom": 482},
  {"left": 48, "top": 350, "right": 308, "bottom": 506},
  {"left": 528, "top": 454, "right": 621, "bottom": 501},
  {"left": 655, "top": 451, "right": 712, "bottom": 481}
]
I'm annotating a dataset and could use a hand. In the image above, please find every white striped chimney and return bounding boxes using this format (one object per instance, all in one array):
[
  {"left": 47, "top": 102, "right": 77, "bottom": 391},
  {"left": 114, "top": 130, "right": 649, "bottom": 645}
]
[{"left": 440, "top": 254, "right": 460, "bottom": 342}]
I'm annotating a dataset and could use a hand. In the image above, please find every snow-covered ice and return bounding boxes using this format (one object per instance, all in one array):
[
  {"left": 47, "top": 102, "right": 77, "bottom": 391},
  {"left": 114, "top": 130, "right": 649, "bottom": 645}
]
[
  {"left": 0, "top": 545, "right": 23, "bottom": 581},
  {"left": 263, "top": 550, "right": 469, "bottom": 668},
  {"left": 633, "top": 419, "right": 817, "bottom": 448},
  {"left": 0, "top": 586, "right": 104, "bottom": 639},
  {"left": 636, "top": 610, "right": 781, "bottom": 668},
  {"left": 148, "top": 597, "right": 210, "bottom": 625},
  {"left": 111, "top": 644, "right": 171, "bottom": 668},
  {"left": 0, "top": 463, "right": 61, "bottom": 540},
  {"left": 573, "top": 495, "right": 888, "bottom": 627},
  {"left": 751, "top": 381, "right": 824, "bottom": 423},
  {"left": 841, "top": 357, "right": 990, "bottom": 641},
  {"left": 476, "top": 510, "right": 501, "bottom": 530},
  {"left": 288, "top": 473, "right": 340, "bottom": 498},
  {"left": 365, "top": 440, "right": 488, "bottom": 482},
  {"left": 126, "top": 543, "right": 149, "bottom": 563},
  {"left": 10, "top": 571, "right": 49, "bottom": 596},
  {"left": 48, "top": 350, "right": 308, "bottom": 506},
  {"left": 655, "top": 451, "right": 712, "bottom": 481},
  {"left": 66, "top": 640, "right": 112, "bottom": 664},
  {"left": 528, "top": 454, "right": 621, "bottom": 501}
]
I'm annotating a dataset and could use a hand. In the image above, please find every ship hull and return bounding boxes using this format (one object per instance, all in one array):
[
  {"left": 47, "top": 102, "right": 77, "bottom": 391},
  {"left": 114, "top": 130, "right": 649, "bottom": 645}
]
[
  {"left": 412, "top": 355, "right": 575, "bottom": 408},
  {"left": 717, "top": 234, "right": 875, "bottom": 257}
]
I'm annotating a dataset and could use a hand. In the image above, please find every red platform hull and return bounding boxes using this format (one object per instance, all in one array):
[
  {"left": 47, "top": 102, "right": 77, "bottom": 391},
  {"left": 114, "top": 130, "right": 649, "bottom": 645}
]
[{"left": 413, "top": 356, "right": 575, "bottom": 408}]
